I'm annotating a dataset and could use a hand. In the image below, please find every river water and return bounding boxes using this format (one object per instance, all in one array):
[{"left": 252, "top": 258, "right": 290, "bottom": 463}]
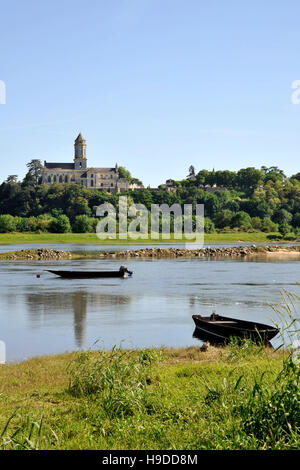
[{"left": 0, "top": 243, "right": 299, "bottom": 362}]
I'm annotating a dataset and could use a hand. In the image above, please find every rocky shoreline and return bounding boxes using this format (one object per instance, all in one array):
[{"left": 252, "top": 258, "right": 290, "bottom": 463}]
[
  {"left": 0, "top": 248, "right": 72, "bottom": 260},
  {"left": 97, "top": 245, "right": 300, "bottom": 258},
  {"left": 98, "top": 245, "right": 300, "bottom": 259},
  {"left": 0, "top": 245, "right": 300, "bottom": 260}
]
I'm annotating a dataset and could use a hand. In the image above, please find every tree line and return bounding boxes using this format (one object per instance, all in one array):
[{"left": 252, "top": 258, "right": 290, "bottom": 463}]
[{"left": 0, "top": 161, "right": 299, "bottom": 237}]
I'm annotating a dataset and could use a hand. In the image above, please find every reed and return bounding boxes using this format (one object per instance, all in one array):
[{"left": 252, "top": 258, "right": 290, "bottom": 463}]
[{"left": 68, "top": 347, "right": 158, "bottom": 418}]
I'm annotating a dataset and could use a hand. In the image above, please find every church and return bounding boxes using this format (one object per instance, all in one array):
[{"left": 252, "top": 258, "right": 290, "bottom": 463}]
[{"left": 42, "top": 134, "right": 142, "bottom": 193}]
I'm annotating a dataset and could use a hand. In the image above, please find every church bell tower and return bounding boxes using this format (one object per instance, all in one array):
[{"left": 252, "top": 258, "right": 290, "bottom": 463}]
[{"left": 74, "top": 133, "right": 87, "bottom": 169}]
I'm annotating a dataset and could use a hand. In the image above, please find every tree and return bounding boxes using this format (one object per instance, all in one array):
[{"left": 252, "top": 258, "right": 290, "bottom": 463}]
[
  {"left": 6, "top": 175, "right": 18, "bottom": 183},
  {"left": 118, "top": 166, "right": 132, "bottom": 182},
  {"left": 196, "top": 169, "right": 210, "bottom": 185},
  {"left": 214, "top": 209, "right": 234, "bottom": 228},
  {"left": 50, "top": 215, "right": 71, "bottom": 233},
  {"left": 256, "top": 201, "right": 273, "bottom": 219},
  {"left": 204, "top": 218, "right": 215, "bottom": 233},
  {"left": 230, "top": 211, "right": 252, "bottom": 229},
  {"left": 237, "top": 168, "right": 265, "bottom": 193},
  {"left": 291, "top": 172, "right": 300, "bottom": 182},
  {"left": 23, "top": 159, "right": 43, "bottom": 187},
  {"left": 72, "top": 215, "right": 93, "bottom": 233},
  {"left": 279, "top": 223, "right": 293, "bottom": 237},
  {"left": 293, "top": 212, "right": 300, "bottom": 227},
  {"left": 263, "top": 167, "right": 285, "bottom": 184},
  {"left": 273, "top": 209, "right": 293, "bottom": 226},
  {"left": 0, "top": 214, "right": 17, "bottom": 232},
  {"left": 215, "top": 170, "right": 237, "bottom": 188},
  {"left": 261, "top": 217, "right": 278, "bottom": 233}
]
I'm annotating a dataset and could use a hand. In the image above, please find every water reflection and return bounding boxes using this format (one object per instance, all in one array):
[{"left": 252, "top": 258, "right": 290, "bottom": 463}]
[
  {"left": 25, "top": 292, "right": 132, "bottom": 348},
  {"left": 73, "top": 293, "right": 87, "bottom": 348}
]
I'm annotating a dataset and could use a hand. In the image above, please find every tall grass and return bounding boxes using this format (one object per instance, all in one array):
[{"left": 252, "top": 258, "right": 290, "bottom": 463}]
[
  {"left": 231, "top": 287, "right": 300, "bottom": 448},
  {"left": 68, "top": 347, "right": 158, "bottom": 418},
  {"left": 0, "top": 409, "right": 58, "bottom": 450},
  {"left": 234, "top": 355, "right": 300, "bottom": 448},
  {"left": 271, "top": 284, "right": 300, "bottom": 351}
]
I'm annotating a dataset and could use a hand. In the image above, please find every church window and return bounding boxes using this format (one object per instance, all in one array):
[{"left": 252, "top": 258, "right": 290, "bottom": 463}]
[
  {"left": 48, "top": 176, "right": 51, "bottom": 183},
  {"left": 65, "top": 175, "right": 68, "bottom": 183},
  {"left": 54, "top": 175, "right": 57, "bottom": 182},
  {"left": 59, "top": 175, "right": 63, "bottom": 183},
  {"left": 91, "top": 180, "right": 94, "bottom": 187}
]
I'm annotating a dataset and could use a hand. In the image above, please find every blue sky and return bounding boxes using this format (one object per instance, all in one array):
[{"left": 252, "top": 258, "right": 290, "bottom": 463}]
[{"left": 0, "top": 0, "right": 300, "bottom": 187}]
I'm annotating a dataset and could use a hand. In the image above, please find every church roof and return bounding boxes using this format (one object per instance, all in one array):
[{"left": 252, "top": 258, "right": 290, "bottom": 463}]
[
  {"left": 44, "top": 162, "right": 75, "bottom": 169},
  {"left": 87, "top": 167, "right": 116, "bottom": 172},
  {"left": 75, "top": 133, "right": 86, "bottom": 143}
]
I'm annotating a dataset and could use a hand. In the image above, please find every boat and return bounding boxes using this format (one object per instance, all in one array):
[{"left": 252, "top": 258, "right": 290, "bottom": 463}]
[
  {"left": 46, "top": 265, "right": 133, "bottom": 279},
  {"left": 192, "top": 312, "right": 279, "bottom": 344}
]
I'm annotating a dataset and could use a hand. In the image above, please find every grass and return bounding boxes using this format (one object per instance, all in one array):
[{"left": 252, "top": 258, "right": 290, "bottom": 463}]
[
  {"left": 0, "top": 343, "right": 298, "bottom": 450},
  {"left": 0, "top": 231, "right": 288, "bottom": 245}
]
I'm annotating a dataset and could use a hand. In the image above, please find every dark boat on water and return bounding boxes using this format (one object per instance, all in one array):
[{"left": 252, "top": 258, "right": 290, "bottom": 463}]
[
  {"left": 46, "top": 265, "right": 133, "bottom": 279},
  {"left": 192, "top": 312, "right": 279, "bottom": 344}
]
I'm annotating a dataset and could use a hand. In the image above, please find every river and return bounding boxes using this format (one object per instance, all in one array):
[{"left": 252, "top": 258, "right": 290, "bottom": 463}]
[{"left": 0, "top": 243, "right": 299, "bottom": 362}]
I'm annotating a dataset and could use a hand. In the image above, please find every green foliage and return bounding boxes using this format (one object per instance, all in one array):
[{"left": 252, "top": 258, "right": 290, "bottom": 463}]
[
  {"left": 231, "top": 211, "right": 252, "bottom": 229},
  {"left": 0, "top": 165, "right": 299, "bottom": 235},
  {"left": 0, "top": 410, "right": 57, "bottom": 450},
  {"left": 0, "top": 214, "right": 17, "bottom": 232},
  {"left": 235, "top": 357, "right": 300, "bottom": 446},
  {"left": 204, "top": 217, "right": 215, "bottom": 233},
  {"left": 214, "top": 209, "right": 234, "bottom": 228},
  {"left": 260, "top": 217, "right": 279, "bottom": 233},
  {"left": 23, "top": 159, "right": 44, "bottom": 187},
  {"left": 49, "top": 215, "right": 71, "bottom": 233},
  {"left": 279, "top": 223, "right": 293, "bottom": 236},
  {"left": 68, "top": 348, "right": 157, "bottom": 418},
  {"left": 273, "top": 209, "right": 293, "bottom": 225},
  {"left": 72, "top": 215, "right": 94, "bottom": 233},
  {"left": 237, "top": 167, "right": 264, "bottom": 193},
  {"left": 293, "top": 212, "right": 300, "bottom": 227}
]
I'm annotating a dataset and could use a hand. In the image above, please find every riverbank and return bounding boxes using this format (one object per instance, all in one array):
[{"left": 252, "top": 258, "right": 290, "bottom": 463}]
[
  {"left": 1, "top": 245, "right": 300, "bottom": 261},
  {"left": 98, "top": 245, "right": 300, "bottom": 259},
  {"left": 0, "top": 344, "right": 297, "bottom": 450},
  {"left": 0, "top": 248, "right": 72, "bottom": 260},
  {"left": 0, "top": 231, "right": 294, "bottom": 245}
]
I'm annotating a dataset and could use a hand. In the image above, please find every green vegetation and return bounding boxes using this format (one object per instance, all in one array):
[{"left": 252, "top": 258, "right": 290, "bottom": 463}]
[
  {"left": 0, "top": 344, "right": 298, "bottom": 450},
  {"left": 0, "top": 164, "right": 299, "bottom": 237},
  {"left": 0, "top": 231, "right": 286, "bottom": 245}
]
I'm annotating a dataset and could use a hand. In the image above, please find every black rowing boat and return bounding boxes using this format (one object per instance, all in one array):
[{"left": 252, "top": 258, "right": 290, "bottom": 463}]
[
  {"left": 192, "top": 312, "right": 279, "bottom": 344},
  {"left": 46, "top": 265, "right": 133, "bottom": 279}
]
